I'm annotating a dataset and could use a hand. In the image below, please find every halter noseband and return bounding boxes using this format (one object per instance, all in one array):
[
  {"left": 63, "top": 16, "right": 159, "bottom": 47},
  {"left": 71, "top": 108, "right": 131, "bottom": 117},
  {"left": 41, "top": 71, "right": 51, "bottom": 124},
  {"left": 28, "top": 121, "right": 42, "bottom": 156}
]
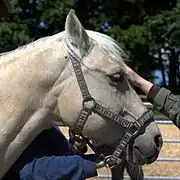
[{"left": 66, "top": 39, "right": 153, "bottom": 168}]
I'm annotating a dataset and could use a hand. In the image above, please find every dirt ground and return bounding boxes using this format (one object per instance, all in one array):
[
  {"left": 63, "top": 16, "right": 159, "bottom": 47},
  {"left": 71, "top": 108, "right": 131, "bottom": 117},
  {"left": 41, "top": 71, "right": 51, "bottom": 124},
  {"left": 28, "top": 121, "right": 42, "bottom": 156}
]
[{"left": 60, "top": 123, "right": 180, "bottom": 179}]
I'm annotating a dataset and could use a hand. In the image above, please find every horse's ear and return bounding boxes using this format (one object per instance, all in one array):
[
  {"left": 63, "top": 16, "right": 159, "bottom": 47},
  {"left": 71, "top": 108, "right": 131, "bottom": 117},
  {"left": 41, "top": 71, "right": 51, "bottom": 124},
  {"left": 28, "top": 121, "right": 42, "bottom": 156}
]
[{"left": 65, "top": 9, "right": 91, "bottom": 57}]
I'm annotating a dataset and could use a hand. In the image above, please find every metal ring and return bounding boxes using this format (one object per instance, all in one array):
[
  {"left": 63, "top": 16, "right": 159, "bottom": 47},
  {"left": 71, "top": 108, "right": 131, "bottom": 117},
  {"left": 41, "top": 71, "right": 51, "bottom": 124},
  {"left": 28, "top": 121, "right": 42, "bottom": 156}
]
[
  {"left": 103, "top": 156, "right": 115, "bottom": 169},
  {"left": 82, "top": 98, "right": 96, "bottom": 111}
]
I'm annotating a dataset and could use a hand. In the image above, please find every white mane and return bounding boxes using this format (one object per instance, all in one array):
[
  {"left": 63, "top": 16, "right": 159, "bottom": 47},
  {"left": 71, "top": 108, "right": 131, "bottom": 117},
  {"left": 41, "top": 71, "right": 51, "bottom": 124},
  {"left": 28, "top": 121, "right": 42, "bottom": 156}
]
[
  {"left": 0, "top": 30, "right": 127, "bottom": 63},
  {"left": 87, "top": 30, "right": 127, "bottom": 62}
]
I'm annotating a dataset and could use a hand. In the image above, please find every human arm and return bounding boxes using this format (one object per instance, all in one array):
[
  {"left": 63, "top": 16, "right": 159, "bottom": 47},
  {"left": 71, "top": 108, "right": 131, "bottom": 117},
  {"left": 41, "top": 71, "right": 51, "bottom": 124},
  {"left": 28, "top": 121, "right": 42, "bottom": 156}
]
[
  {"left": 20, "top": 155, "right": 97, "bottom": 180},
  {"left": 124, "top": 65, "right": 180, "bottom": 129}
]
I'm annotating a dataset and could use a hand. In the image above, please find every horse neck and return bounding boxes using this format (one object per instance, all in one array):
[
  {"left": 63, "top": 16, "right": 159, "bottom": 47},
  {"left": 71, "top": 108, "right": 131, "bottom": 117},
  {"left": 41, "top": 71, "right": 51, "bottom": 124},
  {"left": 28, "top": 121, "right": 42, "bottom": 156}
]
[
  {"left": 2, "top": 37, "right": 68, "bottom": 88},
  {"left": 0, "top": 38, "right": 69, "bottom": 132}
]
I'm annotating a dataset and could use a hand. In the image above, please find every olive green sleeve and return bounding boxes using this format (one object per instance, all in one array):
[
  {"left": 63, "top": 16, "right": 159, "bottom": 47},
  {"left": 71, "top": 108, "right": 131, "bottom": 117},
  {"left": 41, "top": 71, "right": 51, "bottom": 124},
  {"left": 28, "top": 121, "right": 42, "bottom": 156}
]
[{"left": 151, "top": 87, "right": 180, "bottom": 129}]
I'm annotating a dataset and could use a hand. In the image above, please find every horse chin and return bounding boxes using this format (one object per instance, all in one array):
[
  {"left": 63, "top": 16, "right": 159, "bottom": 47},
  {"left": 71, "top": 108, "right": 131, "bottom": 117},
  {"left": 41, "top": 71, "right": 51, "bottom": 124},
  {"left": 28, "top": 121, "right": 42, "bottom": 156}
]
[{"left": 131, "top": 146, "right": 158, "bottom": 165}]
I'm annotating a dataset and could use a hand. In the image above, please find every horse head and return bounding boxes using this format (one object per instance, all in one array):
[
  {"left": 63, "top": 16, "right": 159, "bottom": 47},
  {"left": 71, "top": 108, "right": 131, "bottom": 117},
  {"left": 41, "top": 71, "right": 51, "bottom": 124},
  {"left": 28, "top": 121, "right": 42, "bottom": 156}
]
[{"left": 58, "top": 10, "right": 163, "bottom": 166}]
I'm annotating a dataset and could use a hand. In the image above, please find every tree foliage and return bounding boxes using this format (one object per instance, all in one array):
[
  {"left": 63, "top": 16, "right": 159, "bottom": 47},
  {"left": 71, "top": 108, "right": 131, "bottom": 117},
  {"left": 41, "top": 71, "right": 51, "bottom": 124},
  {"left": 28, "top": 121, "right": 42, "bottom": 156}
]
[{"left": 0, "top": 0, "right": 180, "bottom": 92}]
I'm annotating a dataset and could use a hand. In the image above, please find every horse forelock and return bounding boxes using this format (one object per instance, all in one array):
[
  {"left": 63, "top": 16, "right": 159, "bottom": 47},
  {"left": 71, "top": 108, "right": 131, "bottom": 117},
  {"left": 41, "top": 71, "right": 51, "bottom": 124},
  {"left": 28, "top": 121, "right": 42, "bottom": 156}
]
[{"left": 86, "top": 30, "right": 128, "bottom": 64}]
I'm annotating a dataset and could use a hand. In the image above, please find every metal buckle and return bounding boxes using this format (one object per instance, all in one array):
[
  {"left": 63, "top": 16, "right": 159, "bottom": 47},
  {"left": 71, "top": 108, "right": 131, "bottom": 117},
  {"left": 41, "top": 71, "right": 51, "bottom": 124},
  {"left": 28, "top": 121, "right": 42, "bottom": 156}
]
[
  {"left": 103, "top": 156, "right": 115, "bottom": 169},
  {"left": 82, "top": 98, "right": 96, "bottom": 111},
  {"left": 128, "top": 124, "right": 139, "bottom": 137}
]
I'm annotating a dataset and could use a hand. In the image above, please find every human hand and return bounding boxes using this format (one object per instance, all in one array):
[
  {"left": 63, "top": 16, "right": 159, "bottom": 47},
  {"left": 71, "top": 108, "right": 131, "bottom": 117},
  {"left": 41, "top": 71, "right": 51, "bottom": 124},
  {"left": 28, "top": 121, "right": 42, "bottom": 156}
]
[
  {"left": 124, "top": 65, "right": 142, "bottom": 87},
  {"left": 69, "top": 130, "right": 88, "bottom": 154},
  {"left": 96, "top": 161, "right": 105, "bottom": 169},
  {"left": 124, "top": 65, "right": 153, "bottom": 95}
]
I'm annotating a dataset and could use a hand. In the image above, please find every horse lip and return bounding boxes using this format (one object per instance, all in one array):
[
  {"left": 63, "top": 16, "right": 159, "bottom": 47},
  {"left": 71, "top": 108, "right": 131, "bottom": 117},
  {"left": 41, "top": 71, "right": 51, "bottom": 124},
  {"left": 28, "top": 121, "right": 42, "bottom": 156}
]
[
  {"left": 145, "top": 155, "right": 158, "bottom": 164},
  {"left": 133, "top": 146, "right": 158, "bottom": 165},
  {"left": 132, "top": 147, "right": 146, "bottom": 165},
  {"left": 145, "top": 151, "right": 158, "bottom": 163}
]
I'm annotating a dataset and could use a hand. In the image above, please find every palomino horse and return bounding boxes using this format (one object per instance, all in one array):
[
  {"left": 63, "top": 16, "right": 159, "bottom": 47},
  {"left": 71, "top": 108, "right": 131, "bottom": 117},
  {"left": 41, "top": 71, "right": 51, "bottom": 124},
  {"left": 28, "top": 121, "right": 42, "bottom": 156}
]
[{"left": 0, "top": 9, "right": 162, "bottom": 178}]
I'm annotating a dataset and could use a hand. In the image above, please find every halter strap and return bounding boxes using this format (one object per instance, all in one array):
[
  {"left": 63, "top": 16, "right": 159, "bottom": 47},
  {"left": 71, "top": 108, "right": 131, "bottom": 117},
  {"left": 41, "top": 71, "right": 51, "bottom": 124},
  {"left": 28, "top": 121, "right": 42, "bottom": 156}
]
[{"left": 66, "top": 39, "right": 153, "bottom": 168}]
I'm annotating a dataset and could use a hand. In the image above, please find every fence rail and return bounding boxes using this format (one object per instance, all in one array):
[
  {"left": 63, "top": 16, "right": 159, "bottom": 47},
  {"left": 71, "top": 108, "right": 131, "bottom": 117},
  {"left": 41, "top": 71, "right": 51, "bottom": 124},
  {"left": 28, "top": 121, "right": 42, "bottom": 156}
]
[{"left": 97, "top": 175, "right": 180, "bottom": 180}]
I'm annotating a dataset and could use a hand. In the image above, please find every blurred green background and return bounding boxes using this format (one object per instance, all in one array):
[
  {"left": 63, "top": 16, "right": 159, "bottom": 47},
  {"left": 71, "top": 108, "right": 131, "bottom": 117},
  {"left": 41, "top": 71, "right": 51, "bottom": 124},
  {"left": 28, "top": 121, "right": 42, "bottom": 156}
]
[{"left": 1, "top": 0, "right": 180, "bottom": 93}]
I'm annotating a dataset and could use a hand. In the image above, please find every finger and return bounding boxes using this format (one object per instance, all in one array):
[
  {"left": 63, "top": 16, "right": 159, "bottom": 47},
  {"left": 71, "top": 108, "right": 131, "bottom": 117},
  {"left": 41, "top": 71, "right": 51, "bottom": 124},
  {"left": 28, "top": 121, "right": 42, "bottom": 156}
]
[{"left": 96, "top": 161, "right": 105, "bottom": 169}]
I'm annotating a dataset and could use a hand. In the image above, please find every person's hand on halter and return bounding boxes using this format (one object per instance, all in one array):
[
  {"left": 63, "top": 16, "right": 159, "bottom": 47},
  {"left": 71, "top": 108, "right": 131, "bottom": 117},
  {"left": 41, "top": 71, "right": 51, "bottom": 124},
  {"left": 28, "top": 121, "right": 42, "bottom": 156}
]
[{"left": 69, "top": 129, "right": 88, "bottom": 154}]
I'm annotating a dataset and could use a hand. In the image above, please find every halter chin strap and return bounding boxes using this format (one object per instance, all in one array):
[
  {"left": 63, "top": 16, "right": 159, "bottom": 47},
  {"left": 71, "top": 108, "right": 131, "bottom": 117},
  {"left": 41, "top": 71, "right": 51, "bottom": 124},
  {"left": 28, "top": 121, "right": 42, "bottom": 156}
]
[{"left": 66, "top": 39, "right": 153, "bottom": 168}]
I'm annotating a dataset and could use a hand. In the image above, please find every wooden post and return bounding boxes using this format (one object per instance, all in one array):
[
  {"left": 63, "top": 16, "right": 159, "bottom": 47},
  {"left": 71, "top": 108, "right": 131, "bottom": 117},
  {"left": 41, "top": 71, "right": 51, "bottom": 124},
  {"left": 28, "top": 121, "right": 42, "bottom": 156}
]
[{"left": 0, "top": 0, "right": 10, "bottom": 16}]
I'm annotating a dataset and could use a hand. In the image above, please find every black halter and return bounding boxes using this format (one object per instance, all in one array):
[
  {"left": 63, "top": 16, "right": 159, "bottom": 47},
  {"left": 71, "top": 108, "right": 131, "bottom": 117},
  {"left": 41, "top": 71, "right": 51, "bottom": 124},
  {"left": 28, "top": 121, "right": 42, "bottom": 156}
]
[{"left": 66, "top": 39, "right": 153, "bottom": 168}]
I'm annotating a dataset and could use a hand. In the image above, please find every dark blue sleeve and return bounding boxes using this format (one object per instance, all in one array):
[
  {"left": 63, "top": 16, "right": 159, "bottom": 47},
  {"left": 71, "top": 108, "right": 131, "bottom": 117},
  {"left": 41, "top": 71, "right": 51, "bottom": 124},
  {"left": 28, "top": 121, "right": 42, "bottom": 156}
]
[
  {"left": 35, "top": 127, "right": 78, "bottom": 156},
  {"left": 20, "top": 155, "right": 97, "bottom": 180}
]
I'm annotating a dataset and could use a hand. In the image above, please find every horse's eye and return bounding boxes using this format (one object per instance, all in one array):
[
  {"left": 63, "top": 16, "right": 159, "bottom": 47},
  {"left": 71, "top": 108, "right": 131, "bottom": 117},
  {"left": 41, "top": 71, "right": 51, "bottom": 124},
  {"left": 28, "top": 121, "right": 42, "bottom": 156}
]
[{"left": 109, "top": 73, "right": 123, "bottom": 82}]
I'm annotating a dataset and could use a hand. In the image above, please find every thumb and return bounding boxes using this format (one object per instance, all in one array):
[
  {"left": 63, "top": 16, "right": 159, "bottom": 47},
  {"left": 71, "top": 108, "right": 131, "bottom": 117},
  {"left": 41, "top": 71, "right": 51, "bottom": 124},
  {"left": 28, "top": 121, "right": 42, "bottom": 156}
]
[{"left": 96, "top": 161, "right": 105, "bottom": 169}]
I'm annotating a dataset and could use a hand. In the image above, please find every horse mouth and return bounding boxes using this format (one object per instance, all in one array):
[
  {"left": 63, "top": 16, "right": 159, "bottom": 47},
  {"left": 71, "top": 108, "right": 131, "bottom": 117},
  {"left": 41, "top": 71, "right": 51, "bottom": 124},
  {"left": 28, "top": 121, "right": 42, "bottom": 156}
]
[{"left": 132, "top": 146, "right": 158, "bottom": 165}]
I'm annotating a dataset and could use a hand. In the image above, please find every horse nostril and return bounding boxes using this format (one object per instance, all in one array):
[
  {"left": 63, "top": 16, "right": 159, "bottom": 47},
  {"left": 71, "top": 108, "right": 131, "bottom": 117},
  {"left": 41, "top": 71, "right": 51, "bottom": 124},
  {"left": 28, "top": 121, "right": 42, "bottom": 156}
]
[{"left": 154, "top": 135, "right": 163, "bottom": 150}]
